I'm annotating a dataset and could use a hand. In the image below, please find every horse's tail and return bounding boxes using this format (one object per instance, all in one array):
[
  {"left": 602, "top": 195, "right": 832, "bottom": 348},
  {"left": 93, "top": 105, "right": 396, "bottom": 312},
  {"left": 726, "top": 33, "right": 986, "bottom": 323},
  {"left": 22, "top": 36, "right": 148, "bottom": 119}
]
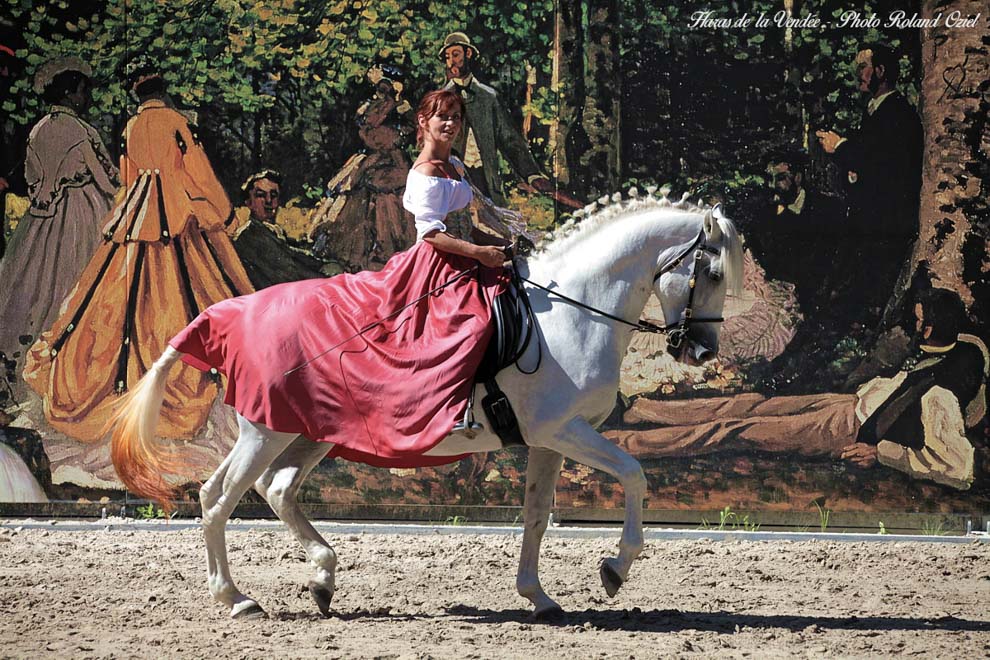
[{"left": 107, "top": 346, "right": 188, "bottom": 510}]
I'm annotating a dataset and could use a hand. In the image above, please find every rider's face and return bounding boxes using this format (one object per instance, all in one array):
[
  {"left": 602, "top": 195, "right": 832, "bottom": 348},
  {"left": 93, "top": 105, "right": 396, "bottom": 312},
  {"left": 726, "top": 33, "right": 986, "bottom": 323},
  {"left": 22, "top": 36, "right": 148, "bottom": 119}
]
[{"left": 420, "top": 104, "right": 463, "bottom": 145}]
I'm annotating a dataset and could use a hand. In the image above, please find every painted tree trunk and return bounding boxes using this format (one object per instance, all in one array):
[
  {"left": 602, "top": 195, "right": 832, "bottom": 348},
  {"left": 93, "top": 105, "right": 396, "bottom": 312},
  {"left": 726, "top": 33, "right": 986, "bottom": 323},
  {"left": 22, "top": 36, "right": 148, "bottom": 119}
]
[
  {"left": 855, "top": 1, "right": 986, "bottom": 383},
  {"left": 579, "top": 0, "right": 622, "bottom": 197},
  {"left": 914, "top": 0, "right": 989, "bottom": 328},
  {"left": 551, "top": 0, "right": 584, "bottom": 190},
  {"left": 552, "top": 0, "right": 621, "bottom": 200}
]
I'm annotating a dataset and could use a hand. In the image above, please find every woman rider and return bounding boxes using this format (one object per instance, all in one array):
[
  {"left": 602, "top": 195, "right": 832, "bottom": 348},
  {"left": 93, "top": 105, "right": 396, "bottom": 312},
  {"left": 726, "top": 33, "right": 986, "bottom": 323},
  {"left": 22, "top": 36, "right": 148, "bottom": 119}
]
[
  {"left": 165, "top": 89, "right": 511, "bottom": 467},
  {"left": 405, "top": 88, "right": 507, "bottom": 268}
]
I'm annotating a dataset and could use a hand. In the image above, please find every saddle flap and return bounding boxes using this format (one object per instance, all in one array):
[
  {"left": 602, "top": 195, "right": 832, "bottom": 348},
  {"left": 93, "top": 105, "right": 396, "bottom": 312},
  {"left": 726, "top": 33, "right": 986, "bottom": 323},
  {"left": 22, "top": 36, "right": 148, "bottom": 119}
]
[{"left": 476, "top": 272, "right": 530, "bottom": 383}]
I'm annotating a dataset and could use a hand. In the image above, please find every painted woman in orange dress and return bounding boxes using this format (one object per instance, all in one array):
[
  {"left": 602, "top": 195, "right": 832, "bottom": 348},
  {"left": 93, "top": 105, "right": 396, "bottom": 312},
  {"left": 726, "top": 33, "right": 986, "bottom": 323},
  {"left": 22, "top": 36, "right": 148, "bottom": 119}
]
[{"left": 23, "top": 74, "right": 253, "bottom": 442}]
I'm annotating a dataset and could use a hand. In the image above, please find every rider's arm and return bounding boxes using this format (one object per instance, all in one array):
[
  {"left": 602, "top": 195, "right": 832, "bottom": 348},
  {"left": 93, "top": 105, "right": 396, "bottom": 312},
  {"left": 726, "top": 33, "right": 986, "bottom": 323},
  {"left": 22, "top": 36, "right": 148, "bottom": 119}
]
[{"left": 423, "top": 230, "right": 505, "bottom": 268}]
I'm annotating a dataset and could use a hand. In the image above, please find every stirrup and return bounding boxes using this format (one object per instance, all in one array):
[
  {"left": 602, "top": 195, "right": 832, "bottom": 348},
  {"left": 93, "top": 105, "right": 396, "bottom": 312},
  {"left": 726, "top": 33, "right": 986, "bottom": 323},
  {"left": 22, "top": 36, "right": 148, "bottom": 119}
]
[
  {"left": 453, "top": 387, "right": 484, "bottom": 437},
  {"left": 452, "top": 420, "right": 485, "bottom": 438}
]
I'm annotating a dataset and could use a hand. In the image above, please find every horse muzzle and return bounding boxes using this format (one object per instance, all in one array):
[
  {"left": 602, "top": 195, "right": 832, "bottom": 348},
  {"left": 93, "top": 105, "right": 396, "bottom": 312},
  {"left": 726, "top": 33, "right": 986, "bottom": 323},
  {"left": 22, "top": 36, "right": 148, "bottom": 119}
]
[
  {"left": 687, "top": 340, "right": 717, "bottom": 365},
  {"left": 666, "top": 330, "right": 717, "bottom": 365}
]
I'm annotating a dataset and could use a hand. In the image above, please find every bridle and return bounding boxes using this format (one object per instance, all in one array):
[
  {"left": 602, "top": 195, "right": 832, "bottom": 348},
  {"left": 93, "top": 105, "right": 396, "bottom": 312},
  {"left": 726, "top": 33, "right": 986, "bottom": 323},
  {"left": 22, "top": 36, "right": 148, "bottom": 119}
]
[
  {"left": 651, "top": 228, "right": 725, "bottom": 349},
  {"left": 518, "top": 228, "right": 725, "bottom": 350}
]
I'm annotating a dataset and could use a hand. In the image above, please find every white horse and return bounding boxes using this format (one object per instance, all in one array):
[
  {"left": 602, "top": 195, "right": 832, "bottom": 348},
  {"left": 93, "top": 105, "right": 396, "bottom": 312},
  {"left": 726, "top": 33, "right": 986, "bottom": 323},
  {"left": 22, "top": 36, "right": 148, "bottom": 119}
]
[{"left": 109, "top": 192, "right": 743, "bottom": 619}]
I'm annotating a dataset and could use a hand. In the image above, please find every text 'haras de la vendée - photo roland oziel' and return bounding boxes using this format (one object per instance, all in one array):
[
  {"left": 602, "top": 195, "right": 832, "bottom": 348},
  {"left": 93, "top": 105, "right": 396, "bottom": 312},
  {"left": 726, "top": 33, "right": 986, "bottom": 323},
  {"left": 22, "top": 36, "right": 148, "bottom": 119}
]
[{"left": 687, "top": 9, "right": 981, "bottom": 30}]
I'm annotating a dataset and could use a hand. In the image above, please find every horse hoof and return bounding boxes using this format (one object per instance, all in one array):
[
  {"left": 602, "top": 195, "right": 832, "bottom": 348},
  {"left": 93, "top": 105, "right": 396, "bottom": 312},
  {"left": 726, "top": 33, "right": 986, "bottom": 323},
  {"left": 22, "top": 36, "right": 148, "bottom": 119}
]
[
  {"left": 308, "top": 582, "right": 334, "bottom": 618},
  {"left": 533, "top": 604, "right": 565, "bottom": 622},
  {"left": 600, "top": 561, "right": 624, "bottom": 598},
  {"left": 232, "top": 601, "right": 267, "bottom": 620}
]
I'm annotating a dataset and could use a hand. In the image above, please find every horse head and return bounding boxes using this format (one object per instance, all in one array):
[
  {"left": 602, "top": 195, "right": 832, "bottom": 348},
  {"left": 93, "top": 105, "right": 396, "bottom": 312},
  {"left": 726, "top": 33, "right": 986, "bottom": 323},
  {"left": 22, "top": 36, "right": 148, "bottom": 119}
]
[{"left": 653, "top": 204, "right": 743, "bottom": 365}]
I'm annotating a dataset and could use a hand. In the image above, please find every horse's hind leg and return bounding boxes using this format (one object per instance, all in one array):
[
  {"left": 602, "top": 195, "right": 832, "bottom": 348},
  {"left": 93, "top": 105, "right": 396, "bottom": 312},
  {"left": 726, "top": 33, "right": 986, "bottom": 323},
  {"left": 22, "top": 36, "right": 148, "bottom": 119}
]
[
  {"left": 254, "top": 436, "right": 337, "bottom": 617},
  {"left": 516, "top": 447, "right": 565, "bottom": 618},
  {"left": 200, "top": 414, "right": 298, "bottom": 619},
  {"left": 542, "top": 417, "right": 646, "bottom": 599}
]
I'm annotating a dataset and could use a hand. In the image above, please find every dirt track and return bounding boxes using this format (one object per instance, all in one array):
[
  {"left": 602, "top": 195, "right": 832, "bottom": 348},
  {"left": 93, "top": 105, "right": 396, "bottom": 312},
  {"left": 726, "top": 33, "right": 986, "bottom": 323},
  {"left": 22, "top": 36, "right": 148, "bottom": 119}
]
[{"left": 1, "top": 523, "right": 988, "bottom": 658}]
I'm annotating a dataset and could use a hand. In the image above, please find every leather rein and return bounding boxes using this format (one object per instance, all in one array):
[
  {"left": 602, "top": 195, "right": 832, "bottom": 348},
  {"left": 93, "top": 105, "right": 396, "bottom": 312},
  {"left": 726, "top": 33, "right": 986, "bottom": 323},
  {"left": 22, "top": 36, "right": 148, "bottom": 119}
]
[
  {"left": 285, "top": 230, "right": 724, "bottom": 377},
  {"left": 516, "top": 229, "right": 724, "bottom": 350}
]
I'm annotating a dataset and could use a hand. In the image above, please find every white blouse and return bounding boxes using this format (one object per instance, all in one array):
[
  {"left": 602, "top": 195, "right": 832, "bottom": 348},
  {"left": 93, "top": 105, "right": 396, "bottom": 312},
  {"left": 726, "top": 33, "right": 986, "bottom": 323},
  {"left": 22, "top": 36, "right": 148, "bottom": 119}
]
[{"left": 403, "top": 157, "right": 474, "bottom": 242}]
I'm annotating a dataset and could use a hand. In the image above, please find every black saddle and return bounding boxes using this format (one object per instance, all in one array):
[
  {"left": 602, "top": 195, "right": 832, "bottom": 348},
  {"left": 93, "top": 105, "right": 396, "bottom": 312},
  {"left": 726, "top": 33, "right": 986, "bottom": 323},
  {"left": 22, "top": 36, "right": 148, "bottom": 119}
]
[
  {"left": 477, "top": 273, "right": 530, "bottom": 382},
  {"left": 474, "top": 264, "right": 535, "bottom": 447}
]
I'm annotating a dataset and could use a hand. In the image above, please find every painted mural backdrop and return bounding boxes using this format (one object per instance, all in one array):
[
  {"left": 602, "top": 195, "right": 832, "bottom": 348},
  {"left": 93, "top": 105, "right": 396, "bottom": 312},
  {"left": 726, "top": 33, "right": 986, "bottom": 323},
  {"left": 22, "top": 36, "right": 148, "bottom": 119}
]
[{"left": 1, "top": 0, "right": 987, "bottom": 519}]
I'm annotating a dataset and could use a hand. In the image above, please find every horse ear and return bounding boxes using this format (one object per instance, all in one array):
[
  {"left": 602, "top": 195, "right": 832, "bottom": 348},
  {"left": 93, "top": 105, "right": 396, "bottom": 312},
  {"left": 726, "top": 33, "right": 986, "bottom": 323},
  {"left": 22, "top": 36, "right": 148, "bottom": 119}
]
[{"left": 703, "top": 208, "right": 722, "bottom": 242}]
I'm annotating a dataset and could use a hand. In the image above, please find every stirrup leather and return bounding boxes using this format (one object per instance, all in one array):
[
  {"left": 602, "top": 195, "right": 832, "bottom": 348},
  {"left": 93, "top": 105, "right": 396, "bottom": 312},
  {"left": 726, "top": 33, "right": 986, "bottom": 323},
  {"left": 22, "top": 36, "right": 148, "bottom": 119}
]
[{"left": 453, "top": 384, "right": 484, "bottom": 437}]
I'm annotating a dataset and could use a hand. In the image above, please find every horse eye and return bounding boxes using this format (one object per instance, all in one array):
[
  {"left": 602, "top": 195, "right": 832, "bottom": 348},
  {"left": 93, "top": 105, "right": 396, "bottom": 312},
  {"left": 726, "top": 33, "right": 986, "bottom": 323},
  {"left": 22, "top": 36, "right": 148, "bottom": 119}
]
[{"left": 706, "top": 266, "right": 722, "bottom": 282}]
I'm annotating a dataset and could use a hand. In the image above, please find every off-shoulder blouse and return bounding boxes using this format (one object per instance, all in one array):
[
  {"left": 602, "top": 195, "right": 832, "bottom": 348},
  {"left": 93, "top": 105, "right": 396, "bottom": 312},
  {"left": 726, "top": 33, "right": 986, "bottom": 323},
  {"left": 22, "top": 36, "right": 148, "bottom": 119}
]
[{"left": 402, "top": 156, "right": 473, "bottom": 242}]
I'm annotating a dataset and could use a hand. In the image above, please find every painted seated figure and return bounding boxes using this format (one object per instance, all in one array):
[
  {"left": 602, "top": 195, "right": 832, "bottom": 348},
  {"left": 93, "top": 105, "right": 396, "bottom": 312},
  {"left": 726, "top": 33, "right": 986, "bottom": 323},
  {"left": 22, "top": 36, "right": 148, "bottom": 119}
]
[
  {"left": 607, "top": 287, "right": 987, "bottom": 490},
  {"left": 230, "top": 169, "right": 327, "bottom": 289}
]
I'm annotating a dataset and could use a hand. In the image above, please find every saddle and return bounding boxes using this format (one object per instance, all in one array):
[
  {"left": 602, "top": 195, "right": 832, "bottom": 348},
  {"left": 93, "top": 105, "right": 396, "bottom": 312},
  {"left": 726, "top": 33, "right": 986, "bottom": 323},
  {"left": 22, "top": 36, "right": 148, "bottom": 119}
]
[{"left": 472, "top": 261, "right": 535, "bottom": 447}]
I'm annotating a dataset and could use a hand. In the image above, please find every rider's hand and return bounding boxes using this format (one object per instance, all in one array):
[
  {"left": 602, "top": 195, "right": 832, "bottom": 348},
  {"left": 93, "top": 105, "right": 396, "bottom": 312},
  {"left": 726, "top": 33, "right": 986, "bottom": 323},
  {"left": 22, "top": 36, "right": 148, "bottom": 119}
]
[{"left": 474, "top": 245, "right": 506, "bottom": 268}]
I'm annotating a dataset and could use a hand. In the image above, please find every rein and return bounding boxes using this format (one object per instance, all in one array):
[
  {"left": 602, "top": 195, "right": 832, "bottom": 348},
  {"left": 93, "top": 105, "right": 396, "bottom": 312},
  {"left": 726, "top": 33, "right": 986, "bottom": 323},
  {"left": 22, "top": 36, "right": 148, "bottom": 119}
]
[
  {"left": 285, "top": 229, "right": 725, "bottom": 377},
  {"left": 519, "top": 229, "right": 724, "bottom": 350}
]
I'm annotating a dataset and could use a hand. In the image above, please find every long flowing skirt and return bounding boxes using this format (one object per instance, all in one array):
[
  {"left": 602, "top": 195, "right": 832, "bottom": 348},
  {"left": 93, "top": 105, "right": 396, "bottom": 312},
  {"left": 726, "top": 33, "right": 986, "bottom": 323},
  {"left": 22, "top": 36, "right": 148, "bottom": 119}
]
[
  {"left": 170, "top": 242, "right": 506, "bottom": 468},
  {"left": 0, "top": 186, "right": 112, "bottom": 360}
]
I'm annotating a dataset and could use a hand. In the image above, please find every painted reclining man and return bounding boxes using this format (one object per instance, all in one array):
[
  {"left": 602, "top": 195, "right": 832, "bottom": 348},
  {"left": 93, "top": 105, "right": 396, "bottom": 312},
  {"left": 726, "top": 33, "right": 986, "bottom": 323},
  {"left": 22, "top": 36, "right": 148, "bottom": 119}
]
[{"left": 607, "top": 288, "right": 987, "bottom": 490}]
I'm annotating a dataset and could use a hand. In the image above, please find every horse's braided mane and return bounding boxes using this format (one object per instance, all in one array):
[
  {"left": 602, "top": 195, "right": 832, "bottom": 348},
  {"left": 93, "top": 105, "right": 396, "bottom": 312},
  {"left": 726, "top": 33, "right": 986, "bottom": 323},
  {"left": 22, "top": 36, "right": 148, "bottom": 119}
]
[{"left": 534, "top": 187, "right": 713, "bottom": 258}]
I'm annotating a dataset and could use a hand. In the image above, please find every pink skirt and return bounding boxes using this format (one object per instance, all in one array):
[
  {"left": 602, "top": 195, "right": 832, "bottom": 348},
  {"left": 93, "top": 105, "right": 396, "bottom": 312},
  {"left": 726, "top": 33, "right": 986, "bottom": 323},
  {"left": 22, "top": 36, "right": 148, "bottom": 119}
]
[{"left": 171, "top": 242, "right": 507, "bottom": 467}]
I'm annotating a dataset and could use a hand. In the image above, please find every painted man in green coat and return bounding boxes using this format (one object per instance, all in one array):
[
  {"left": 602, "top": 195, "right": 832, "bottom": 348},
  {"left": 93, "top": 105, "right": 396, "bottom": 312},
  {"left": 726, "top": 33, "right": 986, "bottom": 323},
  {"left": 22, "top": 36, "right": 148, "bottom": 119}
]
[{"left": 439, "top": 31, "right": 554, "bottom": 206}]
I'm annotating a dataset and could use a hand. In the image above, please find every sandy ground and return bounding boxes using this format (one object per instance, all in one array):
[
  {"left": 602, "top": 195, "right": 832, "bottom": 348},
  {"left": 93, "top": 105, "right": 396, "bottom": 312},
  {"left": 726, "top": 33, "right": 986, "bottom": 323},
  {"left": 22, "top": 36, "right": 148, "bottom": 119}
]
[{"left": 1, "top": 523, "right": 988, "bottom": 659}]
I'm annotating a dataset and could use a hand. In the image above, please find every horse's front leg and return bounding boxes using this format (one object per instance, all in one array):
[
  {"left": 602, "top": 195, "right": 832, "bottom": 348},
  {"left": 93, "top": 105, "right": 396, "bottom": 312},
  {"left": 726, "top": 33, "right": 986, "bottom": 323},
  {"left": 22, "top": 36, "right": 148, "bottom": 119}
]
[
  {"left": 517, "top": 446, "right": 565, "bottom": 618},
  {"left": 542, "top": 416, "right": 646, "bottom": 598}
]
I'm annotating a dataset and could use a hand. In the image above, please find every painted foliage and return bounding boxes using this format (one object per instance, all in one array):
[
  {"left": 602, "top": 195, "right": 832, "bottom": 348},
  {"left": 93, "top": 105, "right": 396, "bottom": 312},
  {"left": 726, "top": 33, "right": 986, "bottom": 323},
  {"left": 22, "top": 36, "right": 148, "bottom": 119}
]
[{"left": 0, "top": 0, "right": 987, "bottom": 517}]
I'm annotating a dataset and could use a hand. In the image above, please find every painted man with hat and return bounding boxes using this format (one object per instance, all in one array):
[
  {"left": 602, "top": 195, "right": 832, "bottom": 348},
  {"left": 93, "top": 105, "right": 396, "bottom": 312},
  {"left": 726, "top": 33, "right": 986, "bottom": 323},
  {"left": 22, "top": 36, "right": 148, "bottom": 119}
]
[
  {"left": 0, "top": 55, "right": 118, "bottom": 384},
  {"left": 439, "top": 31, "right": 553, "bottom": 206}
]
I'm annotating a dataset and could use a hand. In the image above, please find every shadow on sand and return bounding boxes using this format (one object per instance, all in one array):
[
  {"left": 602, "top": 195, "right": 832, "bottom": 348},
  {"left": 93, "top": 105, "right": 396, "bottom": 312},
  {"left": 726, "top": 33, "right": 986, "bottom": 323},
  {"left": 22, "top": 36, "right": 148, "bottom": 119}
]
[
  {"left": 273, "top": 603, "right": 990, "bottom": 634},
  {"left": 443, "top": 605, "right": 990, "bottom": 633}
]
